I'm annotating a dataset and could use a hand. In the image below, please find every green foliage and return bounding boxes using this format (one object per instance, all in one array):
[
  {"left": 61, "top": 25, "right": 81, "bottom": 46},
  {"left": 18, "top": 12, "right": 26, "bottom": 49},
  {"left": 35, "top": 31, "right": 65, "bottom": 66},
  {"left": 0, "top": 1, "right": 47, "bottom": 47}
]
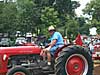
[
  {"left": 83, "top": 0, "right": 100, "bottom": 34},
  {"left": 0, "top": 2, "right": 17, "bottom": 34},
  {"left": 66, "top": 18, "right": 79, "bottom": 40},
  {"left": 16, "top": 0, "right": 37, "bottom": 33},
  {"left": 83, "top": 0, "right": 100, "bottom": 21},
  {"left": 40, "top": 7, "right": 60, "bottom": 36},
  {"left": 1, "top": 0, "right": 93, "bottom": 40},
  {"left": 76, "top": 17, "right": 90, "bottom": 35},
  {"left": 41, "top": 7, "right": 60, "bottom": 27}
]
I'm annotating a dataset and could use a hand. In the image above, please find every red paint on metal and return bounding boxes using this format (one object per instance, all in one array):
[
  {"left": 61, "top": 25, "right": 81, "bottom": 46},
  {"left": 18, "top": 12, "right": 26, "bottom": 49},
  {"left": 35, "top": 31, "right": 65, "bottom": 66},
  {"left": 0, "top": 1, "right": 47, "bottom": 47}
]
[{"left": 66, "top": 56, "right": 84, "bottom": 75}]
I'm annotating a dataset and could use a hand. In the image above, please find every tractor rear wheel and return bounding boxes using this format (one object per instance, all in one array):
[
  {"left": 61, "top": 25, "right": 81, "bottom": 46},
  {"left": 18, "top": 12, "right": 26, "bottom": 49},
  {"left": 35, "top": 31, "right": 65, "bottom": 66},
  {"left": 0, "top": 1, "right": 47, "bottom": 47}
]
[
  {"left": 7, "top": 66, "right": 31, "bottom": 75},
  {"left": 55, "top": 45, "right": 93, "bottom": 75}
]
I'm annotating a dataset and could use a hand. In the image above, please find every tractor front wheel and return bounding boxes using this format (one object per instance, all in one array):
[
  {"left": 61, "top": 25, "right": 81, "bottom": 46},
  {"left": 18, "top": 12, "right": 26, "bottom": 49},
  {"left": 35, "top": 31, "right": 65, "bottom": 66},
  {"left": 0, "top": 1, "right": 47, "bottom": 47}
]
[
  {"left": 55, "top": 45, "right": 93, "bottom": 75},
  {"left": 7, "top": 66, "right": 31, "bottom": 75}
]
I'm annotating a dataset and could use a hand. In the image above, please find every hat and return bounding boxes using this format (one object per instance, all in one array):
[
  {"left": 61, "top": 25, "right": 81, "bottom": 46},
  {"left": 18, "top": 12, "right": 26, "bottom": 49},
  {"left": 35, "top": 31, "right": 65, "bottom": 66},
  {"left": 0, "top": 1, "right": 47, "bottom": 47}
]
[
  {"left": 64, "top": 36, "right": 67, "bottom": 38},
  {"left": 48, "top": 25, "right": 55, "bottom": 31}
]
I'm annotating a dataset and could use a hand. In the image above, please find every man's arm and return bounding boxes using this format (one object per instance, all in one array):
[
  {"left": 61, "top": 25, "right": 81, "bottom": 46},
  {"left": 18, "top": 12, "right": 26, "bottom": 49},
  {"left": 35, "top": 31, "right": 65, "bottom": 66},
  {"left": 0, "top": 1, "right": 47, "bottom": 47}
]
[
  {"left": 46, "top": 39, "right": 57, "bottom": 51},
  {"left": 50, "top": 39, "right": 57, "bottom": 47}
]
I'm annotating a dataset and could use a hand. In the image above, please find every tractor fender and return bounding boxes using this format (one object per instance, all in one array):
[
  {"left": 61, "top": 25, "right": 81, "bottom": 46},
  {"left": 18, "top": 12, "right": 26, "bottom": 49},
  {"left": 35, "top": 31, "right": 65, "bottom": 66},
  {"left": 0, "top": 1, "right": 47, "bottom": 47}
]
[{"left": 54, "top": 44, "right": 73, "bottom": 58}]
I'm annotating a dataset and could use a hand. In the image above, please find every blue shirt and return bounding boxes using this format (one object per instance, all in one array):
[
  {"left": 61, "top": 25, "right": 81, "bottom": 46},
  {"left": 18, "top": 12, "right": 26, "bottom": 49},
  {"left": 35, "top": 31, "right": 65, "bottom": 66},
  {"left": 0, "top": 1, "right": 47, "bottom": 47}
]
[{"left": 50, "top": 32, "right": 64, "bottom": 46}]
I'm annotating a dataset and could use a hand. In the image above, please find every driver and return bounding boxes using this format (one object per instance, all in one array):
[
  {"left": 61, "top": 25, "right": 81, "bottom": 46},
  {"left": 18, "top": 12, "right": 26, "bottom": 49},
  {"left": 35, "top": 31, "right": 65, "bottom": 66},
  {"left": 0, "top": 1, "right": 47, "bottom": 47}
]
[{"left": 42, "top": 25, "right": 64, "bottom": 69}]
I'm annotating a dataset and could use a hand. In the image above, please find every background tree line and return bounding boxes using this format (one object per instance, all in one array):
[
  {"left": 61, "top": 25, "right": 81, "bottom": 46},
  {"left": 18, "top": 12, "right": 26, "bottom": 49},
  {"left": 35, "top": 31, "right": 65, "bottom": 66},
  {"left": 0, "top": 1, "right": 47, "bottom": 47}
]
[{"left": 0, "top": 0, "right": 99, "bottom": 40}]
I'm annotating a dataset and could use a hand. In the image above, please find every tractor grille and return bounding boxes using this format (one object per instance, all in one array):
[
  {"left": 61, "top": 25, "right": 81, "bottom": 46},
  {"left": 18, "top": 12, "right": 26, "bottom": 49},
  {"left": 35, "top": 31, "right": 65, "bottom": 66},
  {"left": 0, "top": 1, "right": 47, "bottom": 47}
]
[
  {"left": 0, "top": 55, "right": 2, "bottom": 68},
  {"left": 0, "top": 73, "right": 6, "bottom": 75}
]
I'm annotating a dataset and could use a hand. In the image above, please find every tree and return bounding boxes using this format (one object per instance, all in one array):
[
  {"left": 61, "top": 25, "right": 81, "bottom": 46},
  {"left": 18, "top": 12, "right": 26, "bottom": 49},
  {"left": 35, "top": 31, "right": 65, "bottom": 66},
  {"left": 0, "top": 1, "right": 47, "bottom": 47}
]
[
  {"left": 0, "top": 2, "right": 5, "bottom": 32},
  {"left": 76, "top": 17, "right": 90, "bottom": 35},
  {"left": 53, "top": 0, "right": 80, "bottom": 38},
  {"left": 0, "top": 0, "right": 82, "bottom": 40},
  {"left": 40, "top": 7, "right": 60, "bottom": 36},
  {"left": 16, "top": 0, "right": 37, "bottom": 33},
  {"left": 54, "top": 0, "right": 80, "bottom": 16},
  {"left": 0, "top": 2, "right": 17, "bottom": 34},
  {"left": 65, "top": 18, "right": 79, "bottom": 40},
  {"left": 83, "top": 0, "right": 100, "bottom": 34}
]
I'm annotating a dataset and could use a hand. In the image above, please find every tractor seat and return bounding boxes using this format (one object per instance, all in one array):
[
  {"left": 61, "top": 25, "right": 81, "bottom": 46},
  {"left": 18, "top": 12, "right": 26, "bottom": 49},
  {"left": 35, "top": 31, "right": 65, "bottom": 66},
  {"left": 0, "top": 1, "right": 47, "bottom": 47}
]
[
  {"left": 54, "top": 44, "right": 72, "bottom": 58},
  {"left": 54, "top": 45, "right": 65, "bottom": 58}
]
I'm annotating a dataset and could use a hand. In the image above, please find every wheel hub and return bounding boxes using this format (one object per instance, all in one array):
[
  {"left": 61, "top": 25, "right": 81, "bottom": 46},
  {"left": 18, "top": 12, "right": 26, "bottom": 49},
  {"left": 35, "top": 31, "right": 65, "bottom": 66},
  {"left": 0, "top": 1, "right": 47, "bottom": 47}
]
[
  {"left": 74, "top": 64, "right": 79, "bottom": 70},
  {"left": 66, "top": 55, "right": 85, "bottom": 75}
]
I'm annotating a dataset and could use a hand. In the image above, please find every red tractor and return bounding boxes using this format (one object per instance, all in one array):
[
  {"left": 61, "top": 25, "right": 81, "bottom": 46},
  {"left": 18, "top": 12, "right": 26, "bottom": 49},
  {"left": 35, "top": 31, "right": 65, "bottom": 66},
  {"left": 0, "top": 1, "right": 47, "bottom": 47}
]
[{"left": 0, "top": 43, "right": 93, "bottom": 75}]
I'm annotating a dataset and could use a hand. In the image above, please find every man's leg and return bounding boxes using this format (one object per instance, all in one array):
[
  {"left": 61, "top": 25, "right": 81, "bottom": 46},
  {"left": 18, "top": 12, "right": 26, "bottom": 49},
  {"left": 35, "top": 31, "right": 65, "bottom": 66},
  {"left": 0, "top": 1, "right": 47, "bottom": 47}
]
[
  {"left": 42, "top": 46, "right": 58, "bottom": 70},
  {"left": 47, "top": 51, "right": 51, "bottom": 65},
  {"left": 46, "top": 46, "right": 58, "bottom": 65}
]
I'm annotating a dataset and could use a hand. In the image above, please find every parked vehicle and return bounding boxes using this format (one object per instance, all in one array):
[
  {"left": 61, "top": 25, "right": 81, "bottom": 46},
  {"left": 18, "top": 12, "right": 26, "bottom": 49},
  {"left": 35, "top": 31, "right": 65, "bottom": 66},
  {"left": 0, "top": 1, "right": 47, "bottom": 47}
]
[
  {"left": 0, "top": 38, "right": 11, "bottom": 47},
  {"left": 15, "top": 37, "right": 27, "bottom": 46},
  {"left": 0, "top": 42, "right": 93, "bottom": 75}
]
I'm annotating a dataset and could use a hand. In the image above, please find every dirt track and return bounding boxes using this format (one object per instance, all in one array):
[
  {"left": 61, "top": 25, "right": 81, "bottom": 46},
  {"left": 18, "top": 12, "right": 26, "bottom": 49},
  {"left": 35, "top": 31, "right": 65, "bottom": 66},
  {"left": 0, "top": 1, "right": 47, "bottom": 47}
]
[{"left": 93, "top": 63, "right": 100, "bottom": 75}]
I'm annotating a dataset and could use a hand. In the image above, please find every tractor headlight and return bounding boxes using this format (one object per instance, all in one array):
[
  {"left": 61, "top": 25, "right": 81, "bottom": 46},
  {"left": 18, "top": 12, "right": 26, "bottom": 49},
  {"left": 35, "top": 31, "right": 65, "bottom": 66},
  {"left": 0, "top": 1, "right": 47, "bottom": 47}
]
[{"left": 3, "top": 54, "right": 7, "bottom": 61}]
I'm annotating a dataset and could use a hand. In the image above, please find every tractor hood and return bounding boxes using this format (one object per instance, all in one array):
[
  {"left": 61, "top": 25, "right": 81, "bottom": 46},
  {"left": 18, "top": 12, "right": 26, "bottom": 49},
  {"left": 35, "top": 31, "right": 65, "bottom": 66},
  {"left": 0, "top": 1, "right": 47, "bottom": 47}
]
[{"left": 0, "top": 46, "right": 41, "bottom": 56}]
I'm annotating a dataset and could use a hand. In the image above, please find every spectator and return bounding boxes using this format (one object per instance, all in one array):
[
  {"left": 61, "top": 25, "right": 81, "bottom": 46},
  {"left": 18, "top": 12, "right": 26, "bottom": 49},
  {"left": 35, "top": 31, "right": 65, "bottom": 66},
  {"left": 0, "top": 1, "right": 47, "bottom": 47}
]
[
  {"left": 89, "top": 41, "right": 94, "bottom": 54},
  {"left": 63, "top": 36, "right": 70, "bottom": 45}
]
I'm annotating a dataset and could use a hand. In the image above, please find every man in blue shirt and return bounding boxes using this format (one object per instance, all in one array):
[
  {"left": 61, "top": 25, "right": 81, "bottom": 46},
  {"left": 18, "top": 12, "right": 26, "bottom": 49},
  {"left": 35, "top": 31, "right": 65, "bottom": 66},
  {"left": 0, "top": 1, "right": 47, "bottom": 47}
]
[{"left": 43, "top": 25, "right": 64, "bottom": 68}]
